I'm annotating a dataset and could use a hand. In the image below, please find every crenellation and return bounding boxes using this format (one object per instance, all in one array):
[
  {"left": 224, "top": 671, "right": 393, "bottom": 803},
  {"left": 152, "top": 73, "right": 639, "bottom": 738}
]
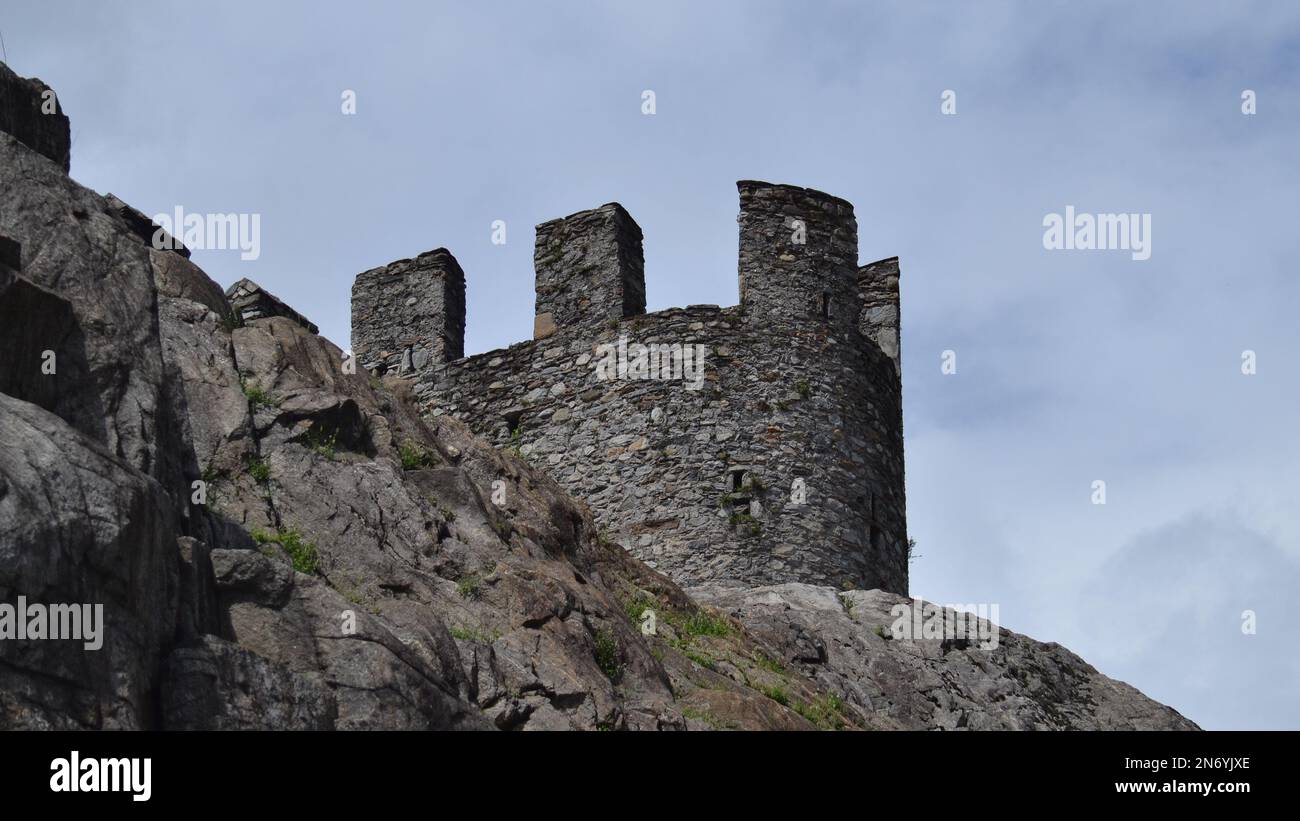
[
  {"left": 737, "top": 181, "right": 862, "bottom": 341},
  {"left": 351, "top": 248, "right": 466, "bottom": 375},
  {"left": 859, "top": 256, "right": 902, "bottom": 372},
  {"left": 533, "top": 203, "right": 645, "bottom": 340},
  {"left": 353, "top": 180, "right": 908, "bottom": 594}
]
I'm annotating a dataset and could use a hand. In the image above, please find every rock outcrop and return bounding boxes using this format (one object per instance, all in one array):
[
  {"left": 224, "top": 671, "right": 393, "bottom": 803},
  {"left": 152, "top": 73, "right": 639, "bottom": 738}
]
[
  {"left": 0, "top": 61, "right": 69, "bottom": 172},
  {"left": 0, "top": 61, "right": 1198, "bottom": 730},
  {"left": 692, "top": 584, "right": 1197, "bottom": 730}
]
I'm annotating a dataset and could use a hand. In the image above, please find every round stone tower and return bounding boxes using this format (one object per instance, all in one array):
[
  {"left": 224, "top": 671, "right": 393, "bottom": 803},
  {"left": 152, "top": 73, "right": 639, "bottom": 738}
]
[{"left": 352, "top": 181, "right": 908, "bottom": 594}]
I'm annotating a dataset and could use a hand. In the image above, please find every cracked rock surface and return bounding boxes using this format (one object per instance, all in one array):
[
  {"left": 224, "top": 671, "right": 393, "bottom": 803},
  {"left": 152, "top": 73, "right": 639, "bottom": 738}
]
[{"left": 691, "top": 584, "right": 1199, "bottom": 730}]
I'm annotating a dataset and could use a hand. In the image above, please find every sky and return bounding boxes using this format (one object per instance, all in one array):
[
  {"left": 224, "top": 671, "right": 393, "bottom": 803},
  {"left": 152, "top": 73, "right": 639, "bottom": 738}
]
[{"left": 5, "top": 0, "right": 1297, "bottom": 729}]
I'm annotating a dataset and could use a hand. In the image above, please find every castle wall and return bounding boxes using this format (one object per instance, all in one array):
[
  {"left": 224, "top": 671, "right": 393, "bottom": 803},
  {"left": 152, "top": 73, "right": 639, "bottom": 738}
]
[
  {"left": 533, "top": 203, "right": 646, "bottom": 339},
  {"left": 411, "top": 301, "right": 906, "bottom": 592},
  {"left": 737, "top": 180, "right": 861, "bottom": 343},
  {"left": 351, "top": 249, "right": 465, "bottom": 375},
  {"left": 859, "top": 256, "right": 902, "bottom": 373},
  {"left": 355, "top": 181, "right": 907, "bottom": 594}
]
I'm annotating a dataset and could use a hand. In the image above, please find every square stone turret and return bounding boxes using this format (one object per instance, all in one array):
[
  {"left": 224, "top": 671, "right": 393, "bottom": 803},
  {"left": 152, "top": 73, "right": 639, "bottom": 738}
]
[
  {"left": 736, "top": 181, "right": 861, "bottom": 339},
  {"left": 532, "top": 203, "right": 645, "bottom": 339},
  {"left": 351, "top": 248, "right": 466, "bottom": 376}
]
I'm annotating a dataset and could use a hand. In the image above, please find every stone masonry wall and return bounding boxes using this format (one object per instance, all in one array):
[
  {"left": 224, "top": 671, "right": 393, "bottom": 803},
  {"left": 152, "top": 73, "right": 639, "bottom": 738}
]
[
  {"left": 858, "top": 256, "right": 902, "bottom": 373},
  {"left": 737, "top": 180, "right": 861, "bottom": 343},
  {"left": 354, "top": 181, "right": 907, "bottom": 594},
  {"left": 533, "top": 203, "right": 645, "bottom": 340},
  {"left": 351, "top": 249, "right": 466, "bottom": 375},
  {"left": 227, "top": 278, "right": 320, "bottom": 334}
]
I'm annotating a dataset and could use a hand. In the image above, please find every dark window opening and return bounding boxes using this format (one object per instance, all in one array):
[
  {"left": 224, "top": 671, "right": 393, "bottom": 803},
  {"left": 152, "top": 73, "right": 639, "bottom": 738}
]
[
  {"left": 726, "top": 468, "right": 755, "bottom": 503},
  {"left": 821, "top": 292, "right": 831, "bottom": 321},
  {"left": 502, "top": 409, "right": 525, "bottom": 439}
]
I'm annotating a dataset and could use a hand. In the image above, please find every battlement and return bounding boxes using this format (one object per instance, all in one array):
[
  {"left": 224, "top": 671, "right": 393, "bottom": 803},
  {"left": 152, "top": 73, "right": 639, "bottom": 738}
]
[
  {"left": 350, "top": 180, "right": 908, "bottom": 593},
  {"left": 533, "top": 202, "right": 646, "bottom": 339},
  {"left": 858, "top": 256, "right": 902, "bottom": 373},
  {"left": 737, "top": 181, "right": 862, "bottom": 339},
  {"left": 351, "top": 249, "right": 466, "bottom": 375}
]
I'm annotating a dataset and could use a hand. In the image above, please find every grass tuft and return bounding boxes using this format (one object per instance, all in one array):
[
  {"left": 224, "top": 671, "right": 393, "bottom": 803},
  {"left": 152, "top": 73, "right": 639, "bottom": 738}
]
[
  {"left": 246, "top": 457, "right": 271, "bottom": 485},
  {"left": 399, "top": 441, "right": 438, "bottom": 470},
  {"left": 594, "top": 629, "right": 621, "bottom": 681},
  {"left": 240, "top": 377, "right": 276, "bottom": 409},
  {"left": 251, "top": 526, "right": 319, "bottom": 574},
  {"left": 456, "top": 573, "right": 483, "bottom": 601},
  {"left": 670, "top": 607, "right": 732, "bottom": 639},
  {"left": 760, "top": 684, "right": 789, "bottom": 706},
  {"left": 793, "top": 693, "right": 847, "bottom": 730},
  {"left": 305, "top": 427, "right": 339, "bottom": 460}
]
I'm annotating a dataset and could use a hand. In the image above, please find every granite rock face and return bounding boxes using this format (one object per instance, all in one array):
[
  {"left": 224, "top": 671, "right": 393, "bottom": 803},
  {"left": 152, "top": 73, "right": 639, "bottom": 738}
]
[
  {"left": 0, "top": 61, "right": 69, "bottom": 172},
  {"left": 0, "top": 61, "right": 1198, "bottom": 730},
  {"left": 105, "top": 193, "right": 192, "bottom": 259},
  {"left": 0, "top": 395, "right": 180, "bottom": 729},
  {"left": 692, "top": 584, "right": 1199, "bottom": 730},
  {"left": 0, "top": 235, "right": 19, "bottom": 273},
  {"left": 0, "top": 125, "right": 194, "bottom": 513}
]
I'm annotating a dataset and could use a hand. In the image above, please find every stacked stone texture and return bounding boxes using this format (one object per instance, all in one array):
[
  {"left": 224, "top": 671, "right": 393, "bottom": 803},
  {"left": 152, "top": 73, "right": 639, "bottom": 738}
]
[
  {"left": 533, "top": 203, "right": 645, "bottom": 340},
  {"left": 858, "top": 256, "right": 902, "bottom": 373},
  {"left": 351, "top": 249, "right": 465, "bottom": 375},
  {"left": 736, "top": 180, "right": 862, "bottom": 343},
  {"left": 226, "top": 278, "right": 319, "bottom": 334},
  {"left": 354, "top": 181, "right": 908, "bottom": 594}
]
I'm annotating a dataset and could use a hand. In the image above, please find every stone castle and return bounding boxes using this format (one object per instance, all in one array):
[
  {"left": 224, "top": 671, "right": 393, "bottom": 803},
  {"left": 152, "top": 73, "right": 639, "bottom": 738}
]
[
  {"left": 350, "top": 181, "right": 908, "bottom": 593},
  {"left": 0, "top": 54, "right": 907, "bottom": 592},
  {"left": 2, "top": 60, "right": 1205, "bottom": 732}
]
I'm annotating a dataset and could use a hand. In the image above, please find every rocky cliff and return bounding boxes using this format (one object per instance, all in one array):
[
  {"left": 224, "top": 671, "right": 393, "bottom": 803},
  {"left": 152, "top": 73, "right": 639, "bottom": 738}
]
[{"left": 0, "top": 62, "right": 1197, "bottom": 730}]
